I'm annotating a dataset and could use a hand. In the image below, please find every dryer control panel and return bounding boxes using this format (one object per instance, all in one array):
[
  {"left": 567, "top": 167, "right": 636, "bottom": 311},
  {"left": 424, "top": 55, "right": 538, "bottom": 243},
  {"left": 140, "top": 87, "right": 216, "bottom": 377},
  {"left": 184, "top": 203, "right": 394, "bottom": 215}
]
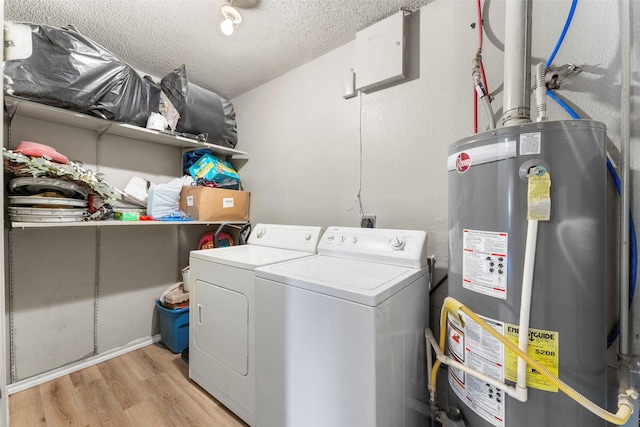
[
  {"left": 248, "top": 223, "right": 323, "bottom": 253},
  {"left": 318, "top": 226, "right": 428, "bottom": 268}
]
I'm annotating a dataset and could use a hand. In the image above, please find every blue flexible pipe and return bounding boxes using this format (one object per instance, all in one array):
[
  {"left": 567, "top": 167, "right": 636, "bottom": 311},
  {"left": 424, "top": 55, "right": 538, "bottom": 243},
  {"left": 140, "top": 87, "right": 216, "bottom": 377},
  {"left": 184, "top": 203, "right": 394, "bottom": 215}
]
[
  {"left": 546, "top": 89, "right": 579, "bottom": 119},
  {"left": 546, "top": 0, "right": 578, "bottom": 68},
  {"left": 547, "top": 89, "right": 637, "bottom": 348},
  {"left": 546, "top": 0, "right": 636, "bottom": 349}
]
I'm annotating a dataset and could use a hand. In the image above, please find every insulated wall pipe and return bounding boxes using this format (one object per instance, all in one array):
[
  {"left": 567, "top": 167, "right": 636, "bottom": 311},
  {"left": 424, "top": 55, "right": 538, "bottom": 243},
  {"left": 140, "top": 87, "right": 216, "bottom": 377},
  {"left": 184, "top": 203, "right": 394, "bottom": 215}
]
[
  {"left": 501, "top": 0, "right": 532, "bottom": 126},
  {"left": 617, "top": 0, "right": 635, "bottom": 413},
  {"left": 619, "top": 0, "right": 631, "bottom": 358}
]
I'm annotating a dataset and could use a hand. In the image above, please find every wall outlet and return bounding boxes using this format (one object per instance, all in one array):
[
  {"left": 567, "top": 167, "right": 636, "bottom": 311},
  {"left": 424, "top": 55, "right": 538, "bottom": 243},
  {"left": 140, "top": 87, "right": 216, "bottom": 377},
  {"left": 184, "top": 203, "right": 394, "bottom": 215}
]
[{"left": 361, "top": 215, "right": 376, "bottom": 228}]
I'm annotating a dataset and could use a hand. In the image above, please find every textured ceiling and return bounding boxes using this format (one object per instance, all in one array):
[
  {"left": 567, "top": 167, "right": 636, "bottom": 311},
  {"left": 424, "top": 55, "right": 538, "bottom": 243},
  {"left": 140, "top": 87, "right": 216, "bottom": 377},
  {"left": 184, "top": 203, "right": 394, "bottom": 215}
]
[{"left": 6, "top": 0, "right": 434, "bottom": 100}]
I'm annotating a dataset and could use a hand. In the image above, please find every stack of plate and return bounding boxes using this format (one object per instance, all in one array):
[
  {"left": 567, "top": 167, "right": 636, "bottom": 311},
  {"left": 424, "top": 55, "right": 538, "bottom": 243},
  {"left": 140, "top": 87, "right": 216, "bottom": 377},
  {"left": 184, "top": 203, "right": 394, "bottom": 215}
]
[{"left": 8, "top": 177, "right": 88, "bottom": 223}]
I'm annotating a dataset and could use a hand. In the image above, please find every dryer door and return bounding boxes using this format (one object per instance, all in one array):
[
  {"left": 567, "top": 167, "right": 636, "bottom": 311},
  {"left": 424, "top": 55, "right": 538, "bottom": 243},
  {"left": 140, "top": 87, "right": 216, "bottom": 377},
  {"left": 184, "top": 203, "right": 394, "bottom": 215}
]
[{"left": 194, "top": 279, "right": 249, "bottom": 375}]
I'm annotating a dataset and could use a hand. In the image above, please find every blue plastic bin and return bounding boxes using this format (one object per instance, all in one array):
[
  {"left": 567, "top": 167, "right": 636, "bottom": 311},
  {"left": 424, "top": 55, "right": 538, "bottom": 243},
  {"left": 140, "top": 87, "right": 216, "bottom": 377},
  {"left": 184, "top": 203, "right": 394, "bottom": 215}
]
[{"left": 156, "top": 300, "right": 189, "bottom": 353}]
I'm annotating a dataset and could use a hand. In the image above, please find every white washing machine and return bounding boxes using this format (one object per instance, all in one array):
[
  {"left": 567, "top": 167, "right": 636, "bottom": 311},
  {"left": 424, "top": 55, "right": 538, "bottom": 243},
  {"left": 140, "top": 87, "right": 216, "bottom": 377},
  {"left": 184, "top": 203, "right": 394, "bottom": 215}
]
[
  {"left": 254, "top": 226, "right": 429, "bottom": 427},
  {"left": 188, "top": 223, "right": 323, "bottom": 426}
]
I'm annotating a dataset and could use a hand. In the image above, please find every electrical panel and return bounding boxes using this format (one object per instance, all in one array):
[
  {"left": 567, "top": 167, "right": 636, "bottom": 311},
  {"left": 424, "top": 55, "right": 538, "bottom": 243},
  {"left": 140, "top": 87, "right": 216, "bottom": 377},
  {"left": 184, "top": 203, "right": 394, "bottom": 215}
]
[{"left": 355, "top": 11, "right": 406, "bottom": 92}]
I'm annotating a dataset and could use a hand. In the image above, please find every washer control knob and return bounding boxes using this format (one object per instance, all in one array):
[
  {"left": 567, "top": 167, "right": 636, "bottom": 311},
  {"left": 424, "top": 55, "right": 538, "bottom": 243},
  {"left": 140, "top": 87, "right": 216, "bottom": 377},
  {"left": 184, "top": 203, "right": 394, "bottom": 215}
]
[
  {"left": 352, "top": 236, "right": 358, "bottom": 244},
  {"left": 327, "top": 235, "right": 335, "bottom": 241},
  {"left": 340, "top": 235, "right": 347, "bottom": 243},
  {"left": 256, "top": 228, "right": 266, "bottom": 238},
  {"left": 305, "top": 233, "right": 312, "bottom": 241},
  {"left": 390, "top": 236, "right": 406, "bottom": 251}
]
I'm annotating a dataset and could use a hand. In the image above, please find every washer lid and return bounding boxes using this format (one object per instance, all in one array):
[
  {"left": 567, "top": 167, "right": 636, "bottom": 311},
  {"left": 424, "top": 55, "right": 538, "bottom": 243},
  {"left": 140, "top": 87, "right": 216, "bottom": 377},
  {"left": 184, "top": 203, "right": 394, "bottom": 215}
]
[
  {"left": 255, "top": 255, "right": 428, "bottom": 306},
  {"left": 190, "top": 245, "right": 315, "bottom": 270}
]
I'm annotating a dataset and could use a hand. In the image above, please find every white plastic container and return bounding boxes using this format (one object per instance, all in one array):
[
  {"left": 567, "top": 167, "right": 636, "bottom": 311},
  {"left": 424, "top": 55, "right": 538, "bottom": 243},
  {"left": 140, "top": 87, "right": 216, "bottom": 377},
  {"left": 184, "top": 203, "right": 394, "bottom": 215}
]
[{"left": 182, "top": 266, "right": 190, "bottom": 292}]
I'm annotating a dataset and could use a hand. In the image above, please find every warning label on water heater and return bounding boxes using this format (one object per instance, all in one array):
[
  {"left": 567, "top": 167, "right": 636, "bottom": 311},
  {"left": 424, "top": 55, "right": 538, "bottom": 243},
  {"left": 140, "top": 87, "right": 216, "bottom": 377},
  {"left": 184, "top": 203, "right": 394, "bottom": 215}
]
[
  {"left": 448, "top": 313, "right": 505, "bottom": 427},
  {"left": 462, "top": 229, "right": 508, "bottom": 299}
]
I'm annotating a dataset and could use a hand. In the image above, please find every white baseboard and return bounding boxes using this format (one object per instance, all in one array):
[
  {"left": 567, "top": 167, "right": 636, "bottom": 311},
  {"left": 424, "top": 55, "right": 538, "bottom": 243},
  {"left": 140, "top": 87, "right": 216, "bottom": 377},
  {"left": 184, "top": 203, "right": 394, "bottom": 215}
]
[{"left": 7, "top": 334, "right": 162, "bottom": 395}]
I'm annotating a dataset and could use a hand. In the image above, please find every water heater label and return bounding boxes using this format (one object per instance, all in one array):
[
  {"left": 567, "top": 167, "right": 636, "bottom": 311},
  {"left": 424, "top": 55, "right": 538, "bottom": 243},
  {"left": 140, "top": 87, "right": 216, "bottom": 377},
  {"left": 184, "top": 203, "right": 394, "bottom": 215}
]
[
  {"left": 448, "top": 313, "right": 505, "bottom": 427},
  {"left": 462, "top": 230, "right": 508, "bottom": 299},
  {"left": 519, "top": 132, "right": 541, "bottom": 155},
  {"left": 504, "top": 324, "right": 559, "bottom": 392}
]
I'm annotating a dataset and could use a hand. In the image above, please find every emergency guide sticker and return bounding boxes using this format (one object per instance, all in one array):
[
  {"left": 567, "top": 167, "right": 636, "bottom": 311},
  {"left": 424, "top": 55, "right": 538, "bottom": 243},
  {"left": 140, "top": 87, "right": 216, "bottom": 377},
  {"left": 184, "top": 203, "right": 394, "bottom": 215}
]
[
  {"left": 448, "top": 313, "right": 505, "bottom": 427},
  {"left": 462, "top": 229, "right": 508, "bottom": 299}
]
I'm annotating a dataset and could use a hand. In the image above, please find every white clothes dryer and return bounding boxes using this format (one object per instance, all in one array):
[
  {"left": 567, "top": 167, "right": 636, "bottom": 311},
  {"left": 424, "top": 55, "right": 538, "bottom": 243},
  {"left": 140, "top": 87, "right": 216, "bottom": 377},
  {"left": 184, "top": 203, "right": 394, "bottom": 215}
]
[
  {"left": 188, "top": 223, "right": 323, "bottom": 426},
  {"left": 254, "top": 226, "right": 429, "bottom": 427}
]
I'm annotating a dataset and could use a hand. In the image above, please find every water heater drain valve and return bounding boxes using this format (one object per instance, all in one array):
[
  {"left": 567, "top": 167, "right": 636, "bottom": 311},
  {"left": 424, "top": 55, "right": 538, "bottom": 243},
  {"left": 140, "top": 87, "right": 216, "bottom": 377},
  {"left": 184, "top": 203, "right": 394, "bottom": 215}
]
[{"left": 431, "top": 405, "right": 468, "bottom": 427}]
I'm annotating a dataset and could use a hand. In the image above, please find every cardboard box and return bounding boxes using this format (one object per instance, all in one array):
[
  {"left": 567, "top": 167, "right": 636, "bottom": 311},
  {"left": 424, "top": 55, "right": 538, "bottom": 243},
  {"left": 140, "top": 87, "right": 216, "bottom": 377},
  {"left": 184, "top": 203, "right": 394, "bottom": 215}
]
[{"left": 179, "top": 186, "right": 250, "bottom": 221}]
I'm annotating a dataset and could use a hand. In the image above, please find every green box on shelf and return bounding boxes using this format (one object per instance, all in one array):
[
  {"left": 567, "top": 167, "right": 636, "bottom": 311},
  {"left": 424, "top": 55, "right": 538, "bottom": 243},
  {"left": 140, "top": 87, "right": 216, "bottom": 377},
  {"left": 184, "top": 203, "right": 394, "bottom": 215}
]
[{"left": 114, "top": 210, "right": 140, "bottom": 221}]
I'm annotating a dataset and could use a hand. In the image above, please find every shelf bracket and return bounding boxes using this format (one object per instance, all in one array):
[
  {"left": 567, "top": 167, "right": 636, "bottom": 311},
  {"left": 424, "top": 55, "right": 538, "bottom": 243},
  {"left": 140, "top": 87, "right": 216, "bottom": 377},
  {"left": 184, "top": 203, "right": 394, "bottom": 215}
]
[
  {"left": 97, "top": 123, "right": 113, "bottom": 140},
  {"left": 7, "top": 229, "right": 16, "bottom": 384},
  {"left": 93, "top": 227, "right": 101, "bottom": 356},
  {"left": 4, "top": 98, "right": 19, "bottom": 130}
]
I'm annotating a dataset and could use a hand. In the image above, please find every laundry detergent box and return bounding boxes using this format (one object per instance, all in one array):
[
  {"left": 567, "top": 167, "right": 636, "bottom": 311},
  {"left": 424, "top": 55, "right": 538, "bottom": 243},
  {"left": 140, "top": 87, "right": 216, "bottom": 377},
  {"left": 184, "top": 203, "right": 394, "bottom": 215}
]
[
  {"left": 179, "top": 186, "right": 250, "bottom": 221},
  {"left": 188, "top": 153, "right": 240, "bottom": 186}
]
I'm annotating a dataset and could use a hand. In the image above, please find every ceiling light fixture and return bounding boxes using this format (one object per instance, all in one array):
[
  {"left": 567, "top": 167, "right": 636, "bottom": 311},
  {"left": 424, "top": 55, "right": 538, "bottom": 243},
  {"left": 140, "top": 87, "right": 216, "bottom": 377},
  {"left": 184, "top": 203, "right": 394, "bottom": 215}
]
[{"left": 220, "top": 5, "right": 242, "bottom": 36}]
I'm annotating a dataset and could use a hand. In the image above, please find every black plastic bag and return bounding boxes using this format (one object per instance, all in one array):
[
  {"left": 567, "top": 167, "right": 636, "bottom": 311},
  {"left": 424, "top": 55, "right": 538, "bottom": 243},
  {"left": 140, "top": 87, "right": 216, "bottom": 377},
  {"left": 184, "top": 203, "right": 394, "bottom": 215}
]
[
  {"left": 4, "top": 22, "right": 161, "bottom": 127},
  {"left": 161, "top": 65, "right": 238, "bottom": 149}
]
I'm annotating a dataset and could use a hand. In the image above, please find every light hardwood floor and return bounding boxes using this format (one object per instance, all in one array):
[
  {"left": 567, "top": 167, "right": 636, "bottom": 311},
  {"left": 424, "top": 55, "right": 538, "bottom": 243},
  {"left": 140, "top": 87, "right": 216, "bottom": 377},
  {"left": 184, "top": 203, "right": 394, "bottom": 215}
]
[{"left": 9, "top": 343, "right": 248, "bottom": 427}]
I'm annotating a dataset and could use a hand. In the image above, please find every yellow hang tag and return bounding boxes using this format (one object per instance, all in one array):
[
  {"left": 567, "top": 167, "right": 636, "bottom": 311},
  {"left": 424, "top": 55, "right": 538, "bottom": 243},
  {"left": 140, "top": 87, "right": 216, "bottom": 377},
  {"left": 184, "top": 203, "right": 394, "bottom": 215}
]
[{"left": 527, "top": 169, "right": 551, "bottom": 221}]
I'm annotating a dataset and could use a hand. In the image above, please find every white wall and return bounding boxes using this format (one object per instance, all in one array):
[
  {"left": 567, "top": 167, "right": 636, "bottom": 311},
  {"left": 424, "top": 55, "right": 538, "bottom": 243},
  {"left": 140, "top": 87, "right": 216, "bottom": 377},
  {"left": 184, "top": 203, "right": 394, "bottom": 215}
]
[{"left": 232, "top": 0, "right": 640, "bottom": 352}]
